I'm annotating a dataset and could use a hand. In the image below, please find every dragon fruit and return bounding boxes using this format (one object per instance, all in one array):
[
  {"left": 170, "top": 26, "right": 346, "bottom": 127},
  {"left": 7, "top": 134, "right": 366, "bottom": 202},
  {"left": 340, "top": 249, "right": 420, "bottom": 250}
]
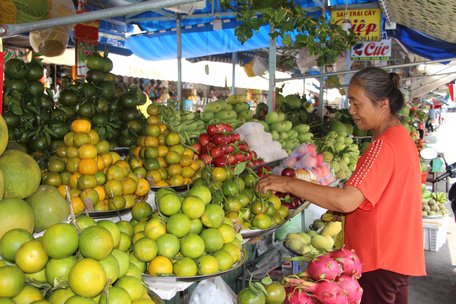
[
  {"left": 337, "top": 274, "right": 363, "bottom": 304},
  {"left": 306, "top": 255, "right": 343, "bottom": 281},
  {"left": 285, "top": 287, "right": 314, "bottom": 304},
  {"left": 329, "top": 248, "right": 362, "bottom": 278},
  {"left": 301, "top": 280, "right": 348, "bottom": 304}
]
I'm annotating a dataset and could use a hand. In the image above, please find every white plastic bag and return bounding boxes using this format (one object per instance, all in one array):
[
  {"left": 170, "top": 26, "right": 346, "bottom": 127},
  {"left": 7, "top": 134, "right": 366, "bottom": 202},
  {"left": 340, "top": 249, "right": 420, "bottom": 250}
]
[{"left": 188, "top": 277, "right": 236, "bottom": 304}]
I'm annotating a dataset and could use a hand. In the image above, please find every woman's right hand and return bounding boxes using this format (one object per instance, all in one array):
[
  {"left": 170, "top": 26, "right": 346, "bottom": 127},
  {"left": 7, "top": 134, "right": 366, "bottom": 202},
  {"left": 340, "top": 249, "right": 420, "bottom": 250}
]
[{"left": 256, "top": 175, "right": 294, "bottom": 194}]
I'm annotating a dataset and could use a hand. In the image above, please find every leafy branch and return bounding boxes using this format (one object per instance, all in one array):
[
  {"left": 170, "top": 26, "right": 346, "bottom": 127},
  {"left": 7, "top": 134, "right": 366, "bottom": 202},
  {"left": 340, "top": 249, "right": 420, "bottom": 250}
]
[{"left": 221, "top": 0, "right": 357, "bottom": 66}]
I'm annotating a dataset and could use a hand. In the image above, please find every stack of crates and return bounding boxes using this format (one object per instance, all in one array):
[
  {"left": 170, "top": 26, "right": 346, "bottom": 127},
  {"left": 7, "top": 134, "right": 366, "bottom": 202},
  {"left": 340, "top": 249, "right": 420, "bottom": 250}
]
[{"left": 422, "top": 217, "right": 448, "bottom": 251}]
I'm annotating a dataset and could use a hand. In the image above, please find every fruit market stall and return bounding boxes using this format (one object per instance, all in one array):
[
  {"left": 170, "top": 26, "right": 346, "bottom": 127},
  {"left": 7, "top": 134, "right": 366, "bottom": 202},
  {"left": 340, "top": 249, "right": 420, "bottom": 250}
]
[{"left": 3, "top": 1, "right": 456, "bottom": 303}]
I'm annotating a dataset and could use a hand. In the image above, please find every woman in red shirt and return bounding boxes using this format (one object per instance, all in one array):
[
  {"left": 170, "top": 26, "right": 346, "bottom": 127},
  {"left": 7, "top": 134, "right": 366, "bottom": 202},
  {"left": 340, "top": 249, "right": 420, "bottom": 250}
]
[{"left": 257, "top": 67, "right": 426, "bottom": 304}]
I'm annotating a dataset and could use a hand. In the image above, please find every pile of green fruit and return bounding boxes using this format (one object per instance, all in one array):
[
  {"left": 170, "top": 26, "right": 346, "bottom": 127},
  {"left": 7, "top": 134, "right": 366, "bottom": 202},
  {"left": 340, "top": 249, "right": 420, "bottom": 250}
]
[
  {"left": 261, "top": 111, "right": 314, "bottom": 154},
  {"left": 316, "top": 121, "right": 360, "bottom": 179},
  {"left": 194, "top": 165, "right": 288, "bottom": 231},
  {"left": 422, "top": 186, "right": 448, "bottom": 217},
  {"left": 149, "top": 185, "right": 244, "bottom": 277},
  {"left": 156, "top": 104, "right": 206, "bottom": 145},
  {"left": 201, "top": 95, "right": 254, "bottom": 129},
  {"left": 2, "top": 57, "right": 68, "bottom": 154},
  {"left": 284, "top": 214, "right": 342, "bottom": 258}
]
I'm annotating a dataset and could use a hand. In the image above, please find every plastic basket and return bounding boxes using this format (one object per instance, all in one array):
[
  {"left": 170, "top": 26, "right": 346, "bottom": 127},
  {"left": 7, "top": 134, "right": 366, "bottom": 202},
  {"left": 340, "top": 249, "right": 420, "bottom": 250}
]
[{"left": 423, "top": 217, "right": 448, "bottom": 251}]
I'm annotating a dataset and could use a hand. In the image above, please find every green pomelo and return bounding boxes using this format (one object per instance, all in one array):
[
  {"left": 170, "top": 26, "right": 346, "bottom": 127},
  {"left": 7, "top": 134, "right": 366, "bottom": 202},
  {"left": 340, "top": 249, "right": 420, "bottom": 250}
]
[
  {"left": 0, "top": 115, "right": 8, "bottom": 156},
  {"left": 0, "top": 169, "right": 4, "bottom": 200},
  {"left": 0, "top": 198, "right": 35, "bottom": 238},
  {"left": 0, "top": 150, "right": 41, "bottom": 199},
  {"left": 26, "top": 185, "right": 70, "bottom": 233}
]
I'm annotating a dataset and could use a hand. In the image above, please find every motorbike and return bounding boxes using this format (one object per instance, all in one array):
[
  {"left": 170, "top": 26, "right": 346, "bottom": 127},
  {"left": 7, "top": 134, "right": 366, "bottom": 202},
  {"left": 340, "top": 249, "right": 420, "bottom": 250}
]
[{"left": 420, "top": 148, "right": 456, "bottom": 220}]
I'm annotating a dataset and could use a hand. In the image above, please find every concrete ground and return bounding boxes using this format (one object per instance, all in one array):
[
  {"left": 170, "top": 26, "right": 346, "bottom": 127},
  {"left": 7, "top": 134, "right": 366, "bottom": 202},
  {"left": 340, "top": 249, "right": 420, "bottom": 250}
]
[{"left": 408, "top": 112, "right": 456, "bottom": 303}]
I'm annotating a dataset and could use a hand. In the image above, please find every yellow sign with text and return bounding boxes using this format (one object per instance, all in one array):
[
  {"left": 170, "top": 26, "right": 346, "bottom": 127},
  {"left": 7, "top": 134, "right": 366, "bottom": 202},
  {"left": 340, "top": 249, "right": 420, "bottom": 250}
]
[{"left": 331, "top": 8, "right": 382, "bottom": 41}]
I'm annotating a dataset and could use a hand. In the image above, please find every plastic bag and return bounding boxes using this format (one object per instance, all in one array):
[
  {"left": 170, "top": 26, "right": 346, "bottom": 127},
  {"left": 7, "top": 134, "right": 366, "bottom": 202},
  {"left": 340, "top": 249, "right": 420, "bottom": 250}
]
[
  {"left": 188, "top": 277, "right": 236, "bottom": 304},
  {"left": 29, "top": 0, "right": 75, "bottom": 56}
]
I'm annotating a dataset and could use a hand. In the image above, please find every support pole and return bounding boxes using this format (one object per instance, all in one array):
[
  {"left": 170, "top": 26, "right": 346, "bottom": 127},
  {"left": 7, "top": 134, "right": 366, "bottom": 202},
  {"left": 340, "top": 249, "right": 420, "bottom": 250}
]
[
  {"left": 319, "top": 70, "right": 325, "bottom": 123},
  {"left": 177, "top": 15, "right": 183, "bottom": 109},
  {"left": 231, "top": 52, "right": 237, "bottom": 95},
  {"left": 267, "top": 24, "right": 277, "bottom": 112},
  {"left": 343, "top": 50, "right": 351, "bottom": 109},
  {"left": 0, "top": 0, "right": 199, "bottom": 38}
]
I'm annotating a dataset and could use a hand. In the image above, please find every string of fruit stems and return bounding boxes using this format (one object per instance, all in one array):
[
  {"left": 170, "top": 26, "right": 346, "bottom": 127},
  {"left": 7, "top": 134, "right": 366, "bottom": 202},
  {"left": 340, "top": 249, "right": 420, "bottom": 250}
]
[{"left": 221, "top": 0, "right": 357, "bottom": 66}]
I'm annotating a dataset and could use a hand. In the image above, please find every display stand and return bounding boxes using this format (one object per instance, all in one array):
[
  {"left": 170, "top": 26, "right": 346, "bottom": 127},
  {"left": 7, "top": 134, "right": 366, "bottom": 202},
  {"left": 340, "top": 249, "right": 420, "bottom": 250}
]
[{"left": 142, "top": 247, "right": 248, "bottom": 302}]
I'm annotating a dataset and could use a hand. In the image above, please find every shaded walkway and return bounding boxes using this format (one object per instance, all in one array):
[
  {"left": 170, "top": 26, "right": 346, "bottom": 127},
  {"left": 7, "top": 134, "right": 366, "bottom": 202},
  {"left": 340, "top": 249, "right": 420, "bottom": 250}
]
[{"left": 408, "top": 112, "right": 456, "bottom": 303}]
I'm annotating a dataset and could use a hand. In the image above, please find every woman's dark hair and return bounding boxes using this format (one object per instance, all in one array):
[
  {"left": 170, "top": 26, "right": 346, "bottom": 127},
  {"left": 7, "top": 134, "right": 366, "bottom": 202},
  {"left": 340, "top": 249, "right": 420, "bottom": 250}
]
[{"left": 350, "top": 67, "right": 404, "bottom": 114}]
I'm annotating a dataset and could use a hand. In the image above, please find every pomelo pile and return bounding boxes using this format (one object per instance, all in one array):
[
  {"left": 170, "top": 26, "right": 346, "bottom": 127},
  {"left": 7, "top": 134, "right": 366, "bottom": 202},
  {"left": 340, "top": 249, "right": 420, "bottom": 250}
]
[
  {"left": 0, "top": 217, "right": 157, "bottom": 303},
  {"left": 0, "top": 115, "right": 70, "bottom": 237},
  {"left": 131, "top": 103, "right": 204, "bottom": 187},
  {"left": 42, "top": 119, "right": 150, "bottom": 214},
  {"left": 136, "top": 184, "right": 244, "bottom": 277}
]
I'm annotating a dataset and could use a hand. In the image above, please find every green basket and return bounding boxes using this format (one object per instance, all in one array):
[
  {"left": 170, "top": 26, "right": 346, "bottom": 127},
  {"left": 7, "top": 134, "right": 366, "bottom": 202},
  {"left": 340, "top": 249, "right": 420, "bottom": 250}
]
[{"left": 13, "top": 0, "right": 49, "bottom": 22}]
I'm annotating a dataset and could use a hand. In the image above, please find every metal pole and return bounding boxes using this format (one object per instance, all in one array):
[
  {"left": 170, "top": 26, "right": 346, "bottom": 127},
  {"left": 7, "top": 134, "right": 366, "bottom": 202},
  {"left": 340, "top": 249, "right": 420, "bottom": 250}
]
[
  {"left": 231, "top": 52, "right": 237, "bottom": 95},
  {"left": 319, "top": 67, "right": 325, "bottom": 123},
  {"left": 343, "top": 51, "right": 351, "bottom": 109},
  {"left": 275, "top": 57, "right": 456, "bottom": 82},
  {"left": 268, "top": 24, "right": 276, "bottom": 112},
  {"left": 0, "top": 0, "right": 199, "bottom": 38},
  {"left": 177, "top": 15, "right": 183, "bottom": 108},
  {"left": 318, "top": 0, "right": 327, "bottom": 123}
]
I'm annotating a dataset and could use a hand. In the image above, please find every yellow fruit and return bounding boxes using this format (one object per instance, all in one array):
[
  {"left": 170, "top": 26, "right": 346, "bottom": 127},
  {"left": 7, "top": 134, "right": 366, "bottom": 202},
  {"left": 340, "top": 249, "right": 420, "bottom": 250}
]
[
  {"left": 136, "top": 178, "right": 152, "bottom": 197},
  {"left": 71, "top": 119, "right": 91, "bottom": 133},
  {"left": 147, "top": 256, "right": 173, "bottom": 276},
  {"left": 68, "top": 258, "right": 107, "bottom": 298},
  {"left": 15, "top": 240, "right": 49, "bottom": 273}
]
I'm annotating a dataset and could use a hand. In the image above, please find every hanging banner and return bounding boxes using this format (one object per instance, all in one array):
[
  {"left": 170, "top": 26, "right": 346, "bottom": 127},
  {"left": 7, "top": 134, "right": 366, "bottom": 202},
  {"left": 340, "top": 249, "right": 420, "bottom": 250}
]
[
  {"left": 351, "top": 39, "right": 392, "bottom": 61},
  {"left": 331, "top": 8, "right": 382, "bottom": 41},
  {"left": 75, "top": 40, "right": 98, "bottom": 77},
  {"left": 74, "top": 8, "right": 100, "bottom": 77}
]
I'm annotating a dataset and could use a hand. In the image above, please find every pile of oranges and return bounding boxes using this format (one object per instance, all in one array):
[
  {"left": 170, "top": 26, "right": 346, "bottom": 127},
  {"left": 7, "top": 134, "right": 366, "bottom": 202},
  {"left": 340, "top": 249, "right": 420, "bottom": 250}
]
[
  {"left": 42, "top": 119, "right": 150, "bottom": 214},
  {"left": 130, "top": 104, "right": 204, "bottom": 187}
]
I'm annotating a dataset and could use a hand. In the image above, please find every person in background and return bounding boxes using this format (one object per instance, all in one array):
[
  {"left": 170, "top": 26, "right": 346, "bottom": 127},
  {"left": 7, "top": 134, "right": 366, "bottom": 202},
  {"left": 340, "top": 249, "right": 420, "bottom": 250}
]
[
  {"left": 257, "top": 67, "right": 426, "bottom": 304},
  {"left": 255, "top": 102, "right": 268, "bottom": 120}
]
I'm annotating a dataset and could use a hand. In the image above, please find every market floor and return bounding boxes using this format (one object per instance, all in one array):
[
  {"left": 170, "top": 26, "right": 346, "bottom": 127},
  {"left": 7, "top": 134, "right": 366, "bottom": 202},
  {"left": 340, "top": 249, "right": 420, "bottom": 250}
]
[{"left": 408, "top": 112, "right": 456, "bottom": 304}]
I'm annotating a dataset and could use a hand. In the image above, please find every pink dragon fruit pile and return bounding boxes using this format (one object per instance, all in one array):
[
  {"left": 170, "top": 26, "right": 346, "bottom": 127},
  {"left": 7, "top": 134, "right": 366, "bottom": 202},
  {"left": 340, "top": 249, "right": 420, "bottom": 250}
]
[
  {"left": 284, "top": 248, "right": 363, "bottom": 304},
  {"left": 275, "top": 143, "right": 336, "bottom": 186}
]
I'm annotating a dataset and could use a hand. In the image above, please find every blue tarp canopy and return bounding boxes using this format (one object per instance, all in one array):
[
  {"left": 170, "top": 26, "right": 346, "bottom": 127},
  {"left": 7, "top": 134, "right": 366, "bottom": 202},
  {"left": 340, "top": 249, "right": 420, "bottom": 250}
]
[
  {"left": 391, "top": 24, "right": 456, "bottom": 61},
  {"left": 94, "top": 0, "right": 456, "bottom": 63}
]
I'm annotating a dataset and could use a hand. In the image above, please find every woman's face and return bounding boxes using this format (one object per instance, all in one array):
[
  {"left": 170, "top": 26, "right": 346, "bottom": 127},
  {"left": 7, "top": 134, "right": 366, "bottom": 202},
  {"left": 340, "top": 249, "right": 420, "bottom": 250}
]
[{"left": 348, "top": 83, "right": 383, "bottom": 131}]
